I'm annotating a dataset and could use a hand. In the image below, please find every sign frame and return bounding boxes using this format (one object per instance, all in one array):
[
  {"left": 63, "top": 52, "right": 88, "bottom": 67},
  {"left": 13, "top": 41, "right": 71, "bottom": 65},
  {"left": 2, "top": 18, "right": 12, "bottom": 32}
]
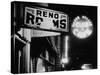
[{"left": 24, "top": 6, "right": 69, "bottom": 33}]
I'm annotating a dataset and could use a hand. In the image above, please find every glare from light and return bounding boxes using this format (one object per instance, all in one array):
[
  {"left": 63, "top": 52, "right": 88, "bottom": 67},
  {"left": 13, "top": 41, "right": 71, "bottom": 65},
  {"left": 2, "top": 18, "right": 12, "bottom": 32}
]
[
  {"left": 62, "top": 64, "right": 65, "bottom": 68},
  {"left": 61, "top": 36, "right": 69, "bottom": 64},
  {"left": 81, "top": 64, "right": 92, "bottom": 70},
  {"left": 72, "top": 16, "right": 93, "bottom": 39},
  {"left": 61, "top": 58, "right": 69, "bottom": 64},
  {"left": 65, "top": 36, "right": 68, "bottom": 58}
]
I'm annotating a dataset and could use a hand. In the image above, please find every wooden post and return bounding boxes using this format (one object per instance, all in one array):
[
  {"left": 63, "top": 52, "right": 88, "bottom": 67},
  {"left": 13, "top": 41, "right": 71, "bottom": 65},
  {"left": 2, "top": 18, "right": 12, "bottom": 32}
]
[{"left": 23, "top": 29, "right": 31, "bottom": 73}]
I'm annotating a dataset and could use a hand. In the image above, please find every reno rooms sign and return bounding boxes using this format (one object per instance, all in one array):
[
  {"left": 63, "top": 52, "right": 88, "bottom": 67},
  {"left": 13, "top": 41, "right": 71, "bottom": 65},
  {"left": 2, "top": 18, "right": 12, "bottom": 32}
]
[{"left": 24, "top": 7, "right": 68, "bottom": 32}]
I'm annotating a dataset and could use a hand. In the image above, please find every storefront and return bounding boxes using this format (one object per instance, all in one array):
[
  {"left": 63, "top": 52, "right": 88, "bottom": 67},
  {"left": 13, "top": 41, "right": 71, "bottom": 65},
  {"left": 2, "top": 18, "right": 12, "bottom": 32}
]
[{"left": 11, "top": 1, "right": 97, "bottom": 74}]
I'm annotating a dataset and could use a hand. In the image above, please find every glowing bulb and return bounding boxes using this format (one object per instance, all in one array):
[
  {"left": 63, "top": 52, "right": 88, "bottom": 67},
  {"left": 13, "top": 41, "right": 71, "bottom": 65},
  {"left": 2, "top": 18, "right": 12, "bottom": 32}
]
[
  {"left": 61, "top": 58, "right": 69, "bottom": 64},
  {"left": 81, "top": 64, "right": 93, "bottom": 70}
]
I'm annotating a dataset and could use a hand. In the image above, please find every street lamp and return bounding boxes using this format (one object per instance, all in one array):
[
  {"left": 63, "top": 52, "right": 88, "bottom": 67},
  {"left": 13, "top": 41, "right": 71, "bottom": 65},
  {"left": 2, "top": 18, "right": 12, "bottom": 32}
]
[{"left": 71, "top": 16, "right": 93, "bottom": 39}]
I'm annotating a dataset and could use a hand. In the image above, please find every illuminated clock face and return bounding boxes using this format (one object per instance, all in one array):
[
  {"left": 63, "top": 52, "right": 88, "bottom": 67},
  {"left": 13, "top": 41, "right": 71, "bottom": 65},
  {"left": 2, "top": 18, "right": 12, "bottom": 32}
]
[{"left": 72, "top": 16, "right": 93, "bottom": 39}]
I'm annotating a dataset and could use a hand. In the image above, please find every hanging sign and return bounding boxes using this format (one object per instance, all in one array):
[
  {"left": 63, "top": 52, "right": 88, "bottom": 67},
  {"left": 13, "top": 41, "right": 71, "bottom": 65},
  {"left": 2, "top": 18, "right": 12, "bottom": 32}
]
[{"left": 24, "top": 7, "right": 68, "bottom": 32}]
